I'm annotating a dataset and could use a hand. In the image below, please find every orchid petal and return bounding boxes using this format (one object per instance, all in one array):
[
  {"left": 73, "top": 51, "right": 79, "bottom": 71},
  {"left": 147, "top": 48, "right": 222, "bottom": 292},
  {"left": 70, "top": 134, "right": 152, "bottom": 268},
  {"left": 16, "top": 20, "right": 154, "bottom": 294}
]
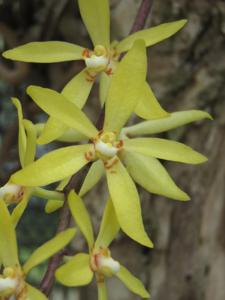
[
  {"left": 78, "top": 0, "right": 110, "bottom": 47},
  {"left": 26, "top": 284, "right": 48, "bottom": 300},
  {"left": 27, "top": 86, "right": 98, "bottom": 139},
  {"left": 123, "top": 110, "right": 212, "bottom": 136},
  {"left": 68, "top": 191, "right": 94, "bottom": 250},
  {"left": 0, "top": 200, "right": 19, "bottom": 267},
  {"left": 11, "top": 188, "right": 31, "bottom": 227},
  {"left": 62, "top": 68, "right": 93, "bottom": 109},
  {"left": 116, "top": 265, "right": 150, "bottom": 298},
  {"left": 23, "top": 119, "right": 36, "bottom": 165},
  {"left": 124, "top": 138, "right": 207, "bottom": 164},
  {"left": 45, "top": 200, "right": 63, "bottom": 214},
  {"left": 11, "top": 144, "right": 93, "bottom": 187},
  {"left": 116, "top": 19, "right": 187, "bottom": 53},
  {"left": 105, "top": 157, "right": 153, "bottom": 247},
  {"left": 55, "top": 253, "right": 93, "bottom": 287},
  {"left": 79, "top": 160, "right": 105, "bottom": 197},
  {"left": 23, "top": 228, "right": 76, "bottom": 274},
  {"left": 12, "top": 98, "right": 26, "bottom": 168},
  {"left": 104, "top": 40, "right": 147, "bottom": 134},
  {"left": 123, "top": 151, "right": 189, "bottom": 201},
  {"left": 95, "top": 198, "right": 120, "bottom": 248},
  {"left": 100, "top": 72, "right": 112, "bottom": 106},
  {"left": 3, "top": 41, "right": 84, "bottom": 62},
  {"left": 134, "top": 83, "right": 169, "bottom": 120}
]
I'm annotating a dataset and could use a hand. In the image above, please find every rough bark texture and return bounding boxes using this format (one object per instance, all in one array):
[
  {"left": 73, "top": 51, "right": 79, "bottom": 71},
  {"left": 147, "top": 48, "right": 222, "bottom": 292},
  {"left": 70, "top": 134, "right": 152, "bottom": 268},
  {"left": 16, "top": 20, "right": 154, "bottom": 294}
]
[{"left": 0, "top": 0, "right": 224, "bottom": 299}]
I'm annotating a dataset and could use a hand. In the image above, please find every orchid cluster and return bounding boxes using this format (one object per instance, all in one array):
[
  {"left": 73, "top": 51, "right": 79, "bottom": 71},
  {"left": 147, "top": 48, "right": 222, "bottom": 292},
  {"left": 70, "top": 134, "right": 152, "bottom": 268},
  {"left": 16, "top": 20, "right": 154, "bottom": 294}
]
[{"left": 0, "top": 0, "right": 211, "bottom": 299}]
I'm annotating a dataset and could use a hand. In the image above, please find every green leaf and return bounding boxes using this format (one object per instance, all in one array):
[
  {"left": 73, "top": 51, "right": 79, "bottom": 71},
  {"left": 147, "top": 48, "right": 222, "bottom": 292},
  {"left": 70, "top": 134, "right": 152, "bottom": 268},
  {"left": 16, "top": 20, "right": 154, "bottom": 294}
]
[
  {"left": 3, "top": 41, "right": 84, "bottom": 62},
  {"left": 11, "top": 144, "right": 93, "bottom": 187},
  {"left": 95, "top": 198, "right": 120, "bottom": 248},
  {"left": 97, "top": 281, "right": 107, "bottom": 300},
  {"left": 23, "top": 119, "right": 37, "bottom": 166},
  {"left": 27, "top": 85, "right": 98, "bottom": 139},
  {"left": 26, "top": 283, "right": 48, "bottom": 300},
  {"left": 79, "top": 159, "right": 105, "bottom": 197},
  {"left": 104, "top": 40, "right": 147, "bottom": 134},
  {"left": 123, "top": 110, "right": 212, "bottom": 136},
  {"left": 116, "top": 265, "right": 150, "bottom": 298},
  {"left": 12, "top": 98, "right": 26, "bottom": 168},
  {"left": 62, "top": 68, "right": 93, "bottom": 109},
  {"left": 134, "top": 83, "right": 169, "bottom": 120},
  {"left": 23, "top": 228, "right": 76, "bottom": 274},
  {"left": 116, "top": 19, "right": 187, "bottom": 53},
  {"left": 124, "top": 138, "right": 207, "bottom": 164},
  {"left": 68, "top": 191, "right": 94, "bottom": 251},
  {"left": 105, "top": 157, "right": 153, "bottom": 248},
  {"left": 78, "top": 0, "right": 110, "bottom": 47},
  {"left": 0, "top": 200, "right": 19, "bottom": 267},
  {"left": 55, "top": 253, "right": 93, "bottom": 287},
  {"left": 123, "top": 151, "right": 189, "bottom": 201}
]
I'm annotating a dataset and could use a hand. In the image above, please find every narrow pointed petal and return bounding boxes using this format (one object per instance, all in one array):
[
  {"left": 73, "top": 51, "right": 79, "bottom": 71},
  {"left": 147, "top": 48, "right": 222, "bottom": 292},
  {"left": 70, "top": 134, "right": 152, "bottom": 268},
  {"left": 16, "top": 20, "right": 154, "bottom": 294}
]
[
  {"left": 11, "top": 188, "right": 31, "bottom": 227},
  {"left": 55, "top": 253, "right": 93, "bottom": 287},
  {"left": 105, "top": 158, "right": 153, "bottom": 248},
  {"left": 62, "top": 68, "right": 93, "bottom": 109},
  {"left": 100, "top": 72, "right": 112, "bottom": 106},
  {"left": 95, "top": 198, "right": 120, "bottom": 248},
  {"left": 134, "top": 83, "right": 169, "bottom": 120},
  {"left": 3, "top": 41, "right": 84, "bottom": 62},
  {"left": 23, "top": 119, "right": 36, "bottom": 166},
  {"left": 12, "top": 98, "right": 26, "bottom": 168},
  {"left": 123, "top": 151, "right": 190, "bottom": 201},
  {"left": 37, "top": 117, "right": 67, "bottom": 145},
  {"left": 123, "top": 110, "right": 212, "bottom": 137},
  {"left": 79, "top": 160, "right": 105, "bottom": 197},
  {"left": 116, "top": 19, "right": 187, "bottom": 53},
  {"left": 68, "top": 191, "right": 94, "bottom": 250},
  {"left": 124, "top": 138, "right": 207, "bottom": 164},
  {"left": 97, "top": 281, "right": 107, "bottom": 300},
  {"left": 78, "top": 0, "right": 110, "bottom": 47},
  {"left": 0, "top": 200, "right": 19, "bottom": 267},
  {"left": 116, "top": 265, "right": 150, "bottom": 298},
  {"left": 11, "top": 144, "right": 93, "bottom": 187},
  {"left": 45, "top": 200, "right": 63, "bottom": 214},
  {"left": 104, "top": 40, "right": 147, "bottom": 134},
  {"left": 23, "top": 228, "right": 76, "bottom": 274},
  {"left": 27, "top": 86, "right": 98, "bottom": 139},
  {"left": 26, "top": 284, "right": 48, "bottom": 300}
]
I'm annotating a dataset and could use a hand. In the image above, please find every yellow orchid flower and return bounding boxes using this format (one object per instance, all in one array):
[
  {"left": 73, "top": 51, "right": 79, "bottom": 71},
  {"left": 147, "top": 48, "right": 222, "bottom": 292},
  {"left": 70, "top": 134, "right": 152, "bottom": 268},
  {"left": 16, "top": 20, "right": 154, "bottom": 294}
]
[
  {"left": 10, "top": 40, "right": 211, "bottom": 249},
  {"left": 0, "top": 98, "right": 64, "bottom": 226},
  {"left": 2, "top": 0, "right": 187, "bottom": 144},
  {"left": 10, "top": 41, "right": 152, "bottom": 248},
  {"left": 0, "top": 200, "right": 76, "bottom": 300},
  {"left": 55, "top": 191, "right": 150, "bottom": 299}
]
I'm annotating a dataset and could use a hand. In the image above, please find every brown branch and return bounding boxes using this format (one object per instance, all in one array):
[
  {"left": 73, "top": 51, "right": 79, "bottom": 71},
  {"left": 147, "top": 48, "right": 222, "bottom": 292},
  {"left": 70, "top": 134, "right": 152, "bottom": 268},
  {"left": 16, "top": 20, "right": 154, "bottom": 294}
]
[{"left": 39, "top": 0, "right": 154, "bottom": 295}]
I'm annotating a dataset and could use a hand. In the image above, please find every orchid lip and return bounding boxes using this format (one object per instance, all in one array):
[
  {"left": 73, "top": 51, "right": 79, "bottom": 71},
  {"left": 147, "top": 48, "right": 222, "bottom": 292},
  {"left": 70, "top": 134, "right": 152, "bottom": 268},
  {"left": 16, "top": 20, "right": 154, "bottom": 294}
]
[{"left": 95, "top": 140, "right": 118, "bottom": 157}]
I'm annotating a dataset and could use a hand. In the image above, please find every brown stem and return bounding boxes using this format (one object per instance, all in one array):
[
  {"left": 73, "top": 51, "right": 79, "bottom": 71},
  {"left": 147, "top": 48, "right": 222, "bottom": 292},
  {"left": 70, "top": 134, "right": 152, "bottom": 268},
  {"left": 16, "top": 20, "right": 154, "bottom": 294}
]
[{"left": 40, "top": 0, "right": 154, "bottom": 295}]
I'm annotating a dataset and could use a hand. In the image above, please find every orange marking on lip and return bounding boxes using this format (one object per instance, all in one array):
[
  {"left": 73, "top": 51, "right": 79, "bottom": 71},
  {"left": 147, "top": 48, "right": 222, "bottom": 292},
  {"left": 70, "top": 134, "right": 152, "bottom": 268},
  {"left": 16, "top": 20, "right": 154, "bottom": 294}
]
[
  {"left": 115, "top": 140, "right": 123, "bottom": 149},
  {"left": 106, "top": 67, "right": 113, "bottom": 76},
  {"left": 84, "top": 151, "right": 93, "bottom": 161},
  {"left": 82, "top": 48, "right": 91, "bottom": 58},
  {"left": 104, "top": 158, "right": 119, "bottom": 170}
]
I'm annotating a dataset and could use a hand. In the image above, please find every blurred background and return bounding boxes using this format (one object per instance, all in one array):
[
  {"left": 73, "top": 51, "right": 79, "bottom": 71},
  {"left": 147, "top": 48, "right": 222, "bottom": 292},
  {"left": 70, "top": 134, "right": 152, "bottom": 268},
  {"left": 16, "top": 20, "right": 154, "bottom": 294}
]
[{"left": 0, "top": 0, "right": 225, "bottom": 299}]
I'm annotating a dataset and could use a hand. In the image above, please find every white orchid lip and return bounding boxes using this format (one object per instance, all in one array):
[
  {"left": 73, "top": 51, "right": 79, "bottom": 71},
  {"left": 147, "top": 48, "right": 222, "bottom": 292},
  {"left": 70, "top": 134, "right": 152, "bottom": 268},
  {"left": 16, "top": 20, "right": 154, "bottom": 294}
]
[
  {"left": 93, "top": 131, "right": 124, "bottom": 160},
  {"left": 90, "top": 248, "right": 120, "bottom": 277},
  {"left": 85, "top": 55, "right": 109, "bottom": 70},
  {"left": 95, "top": 140, "right": 118, "bottom": 157},
  {"left": 0, "top": 277, "right": 17, "bottom": 293},
  {"left": 0, "top": 183, "right": 25, "bottom": 204}
]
